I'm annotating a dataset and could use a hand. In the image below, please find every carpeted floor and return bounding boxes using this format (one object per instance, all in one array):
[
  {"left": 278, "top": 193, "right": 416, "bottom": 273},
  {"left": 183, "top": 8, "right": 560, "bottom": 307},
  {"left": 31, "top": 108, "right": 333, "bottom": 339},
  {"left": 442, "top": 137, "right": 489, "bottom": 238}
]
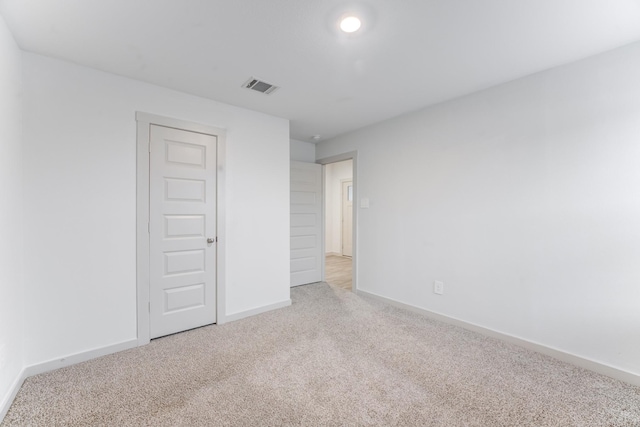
[{"left": 3, "top": 283, "right": 640, "bottom": 426}]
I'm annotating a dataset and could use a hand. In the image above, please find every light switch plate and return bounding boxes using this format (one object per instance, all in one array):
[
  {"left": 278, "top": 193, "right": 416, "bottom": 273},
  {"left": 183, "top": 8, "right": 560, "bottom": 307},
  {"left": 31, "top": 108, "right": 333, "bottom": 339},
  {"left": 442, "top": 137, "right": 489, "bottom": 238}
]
[
  {"left": 360, "top": 198, "right": 370, "bottom": 208},
  {"left": 434, "top": 281, "right": 444, "bottom": 295}
]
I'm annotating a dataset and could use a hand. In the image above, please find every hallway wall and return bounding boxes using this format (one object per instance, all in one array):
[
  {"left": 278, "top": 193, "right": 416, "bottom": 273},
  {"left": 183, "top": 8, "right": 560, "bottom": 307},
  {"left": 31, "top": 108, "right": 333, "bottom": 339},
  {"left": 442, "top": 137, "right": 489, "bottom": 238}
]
[{"left": 324, "top": 160, "right": 353, "bottom": 255}]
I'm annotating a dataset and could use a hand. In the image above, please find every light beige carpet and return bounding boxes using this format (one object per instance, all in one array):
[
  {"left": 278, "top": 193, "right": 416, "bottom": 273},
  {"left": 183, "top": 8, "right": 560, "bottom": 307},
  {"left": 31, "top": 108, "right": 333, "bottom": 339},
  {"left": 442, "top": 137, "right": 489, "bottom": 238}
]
[{"left": 3, "top": 283, "right": 640, "bottom": 426}]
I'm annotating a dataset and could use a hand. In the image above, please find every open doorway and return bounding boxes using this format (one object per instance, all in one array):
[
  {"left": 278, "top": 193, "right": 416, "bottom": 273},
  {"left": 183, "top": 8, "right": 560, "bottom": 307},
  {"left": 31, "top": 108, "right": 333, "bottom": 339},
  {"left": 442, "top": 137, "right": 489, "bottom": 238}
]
[{"left": 323, "top": 159, "right": 353, "bottom": 291}]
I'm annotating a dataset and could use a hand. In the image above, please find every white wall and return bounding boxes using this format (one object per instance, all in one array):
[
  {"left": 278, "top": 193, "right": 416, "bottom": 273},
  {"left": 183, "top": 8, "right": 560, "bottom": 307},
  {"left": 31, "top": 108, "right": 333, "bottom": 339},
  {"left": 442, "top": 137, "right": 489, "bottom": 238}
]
[
  {"left": 324, "top": 160, "right": 353, "bottom": 254},
  {"left": 290, "top": 139, "right": 316, "bottom": 162},
  {"left": 0, "top": 13, "right": 24, "bottom": 415},
  {"left": 317, "top": 41, "right": 640, "bottom": 376},
  {"left": 22, "top": 53, "right": 290, "bottom": 366}
]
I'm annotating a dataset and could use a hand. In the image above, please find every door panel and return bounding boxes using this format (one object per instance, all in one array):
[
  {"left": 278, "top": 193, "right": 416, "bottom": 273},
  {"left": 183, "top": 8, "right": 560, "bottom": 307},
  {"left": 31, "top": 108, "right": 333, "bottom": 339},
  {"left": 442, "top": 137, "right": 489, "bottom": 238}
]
[
  {"left": 164, "top": 284, "right": 205, "bottom": 312},
  {"left": 290, "top": 161, "right": 322, "bottom": 287},
  {"left": 164, "top": 215, "right": 205, "bottom": 238},
  {"left": 163, "top": 250, "right": 205, "bottom": 275},
  {"left": 165, "top": 178, "right": 206, "bottom": 202},
  {"left": 150, "top": 124, "right": 217, "bottom": 339}
]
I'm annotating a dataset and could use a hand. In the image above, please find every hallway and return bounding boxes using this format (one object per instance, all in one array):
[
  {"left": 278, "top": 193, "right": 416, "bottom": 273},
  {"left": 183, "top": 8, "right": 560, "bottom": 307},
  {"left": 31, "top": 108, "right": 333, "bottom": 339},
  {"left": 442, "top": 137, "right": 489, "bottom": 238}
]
[{"left": 325, "top": 255, "right": 352, "bottom": 291}]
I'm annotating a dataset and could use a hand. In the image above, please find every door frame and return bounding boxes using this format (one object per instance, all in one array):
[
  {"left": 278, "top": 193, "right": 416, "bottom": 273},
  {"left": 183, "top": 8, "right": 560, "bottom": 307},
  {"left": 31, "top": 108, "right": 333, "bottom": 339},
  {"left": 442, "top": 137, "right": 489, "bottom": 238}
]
[
  {"left": 340, "top": 178, "right": 353, "bottom": 257},
  {"left": 136, "top": 112, "right": 227, "bottom": 346},
  {"left": 317, "top": 151, "right": 358, "bottom": 291}
]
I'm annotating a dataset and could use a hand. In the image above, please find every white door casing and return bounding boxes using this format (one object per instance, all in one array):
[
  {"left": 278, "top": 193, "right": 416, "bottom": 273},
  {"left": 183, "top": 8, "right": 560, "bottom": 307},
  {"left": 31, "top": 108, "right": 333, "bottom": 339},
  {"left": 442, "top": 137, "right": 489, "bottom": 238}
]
[
  {"left": 341, "top": 180, "right": 353, "bottom": 257},
  {"left": 290, "top": 161, "right": 323, "bottom": 287},
  {"left": 149, "top": 124, "right": 217, "bottom": 338},
  {"left": 316, "top": 151, "right": 358, "bottom": 292}
]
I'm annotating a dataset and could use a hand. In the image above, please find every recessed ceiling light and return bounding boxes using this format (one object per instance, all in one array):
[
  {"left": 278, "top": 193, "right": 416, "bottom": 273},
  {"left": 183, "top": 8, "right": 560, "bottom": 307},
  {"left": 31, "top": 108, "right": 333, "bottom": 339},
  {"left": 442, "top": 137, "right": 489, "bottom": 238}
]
[{"left": 340, "top": 16, "right": 361, "bottom": 33}]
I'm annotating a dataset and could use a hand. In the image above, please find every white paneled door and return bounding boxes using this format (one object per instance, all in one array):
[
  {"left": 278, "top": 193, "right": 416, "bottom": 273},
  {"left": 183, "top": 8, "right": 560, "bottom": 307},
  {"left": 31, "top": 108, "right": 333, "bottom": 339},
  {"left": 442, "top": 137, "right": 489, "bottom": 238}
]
[
  {"left": 290, "top": 161, "right": 322, "bottom": 287},
  {"left": 150, "top": 125, "right": 217, "bottom": 339}
]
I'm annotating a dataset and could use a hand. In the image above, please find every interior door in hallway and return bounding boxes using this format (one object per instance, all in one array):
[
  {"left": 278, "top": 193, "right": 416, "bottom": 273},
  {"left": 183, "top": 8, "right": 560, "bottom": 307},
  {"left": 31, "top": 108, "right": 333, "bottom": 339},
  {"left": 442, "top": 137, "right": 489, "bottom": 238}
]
[
  {"left": 149, "top": 124, "right": 217, "bottom": 339},
  {"left": 342, "top": 180, "right": 353, "bottom": 257},
  {"left": 290, "top": 161, "right": 322, "bottom": 287}
]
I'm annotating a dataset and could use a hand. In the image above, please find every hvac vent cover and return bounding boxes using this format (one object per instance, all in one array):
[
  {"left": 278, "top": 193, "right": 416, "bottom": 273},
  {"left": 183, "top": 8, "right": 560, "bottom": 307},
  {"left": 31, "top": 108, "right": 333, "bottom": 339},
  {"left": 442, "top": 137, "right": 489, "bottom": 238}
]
[{"left": 242, "top": 77, "right": 279, "bottom": 95}]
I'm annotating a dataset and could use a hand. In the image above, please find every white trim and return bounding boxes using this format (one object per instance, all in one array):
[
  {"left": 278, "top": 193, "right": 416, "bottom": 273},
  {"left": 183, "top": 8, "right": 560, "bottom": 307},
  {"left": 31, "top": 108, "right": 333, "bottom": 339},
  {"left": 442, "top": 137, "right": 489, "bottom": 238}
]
[
  {"left": 357, "top": 289, "right": 640, "bottom": 387},
  {"left": 23, "top": 340, "right": 138, "bottom": 378},
  {"left": 0, "top": 368, "right": 27, "bottom": 422},
  {"left": 325, "top": 251, "right": 341, "bottom": 256},
  {"left": 215, "top": 132, "right": 227, "bottom": 325},
  {"left": 224, "top": 299, "right": 292, "bottom": 323},
  {"left": 135, "top": 112, "right": 227, "bottom": 342},
  {"left": 0, "top": 339, "right": 138, "bottom": 423},
  {"left": 339, "top": 178, "right": 353, "bottom": 257},
  {"left": 316, "top": 152, "right": 358, "bottom": 293},
  {"left": 136, "top": 115, "right": 151, "bottom": 346},
  {"left": 320, "top": 165, "right": 326, "bottom": 282},
  {"left": 135, "top": 112, "right": 225, "bottom": 136}
]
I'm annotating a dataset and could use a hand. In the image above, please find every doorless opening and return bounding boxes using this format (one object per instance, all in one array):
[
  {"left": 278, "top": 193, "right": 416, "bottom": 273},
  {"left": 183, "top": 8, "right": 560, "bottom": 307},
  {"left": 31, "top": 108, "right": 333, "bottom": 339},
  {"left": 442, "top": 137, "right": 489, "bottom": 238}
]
[{"left": 317, "top": 152, "right": 358, "bottom": 292}]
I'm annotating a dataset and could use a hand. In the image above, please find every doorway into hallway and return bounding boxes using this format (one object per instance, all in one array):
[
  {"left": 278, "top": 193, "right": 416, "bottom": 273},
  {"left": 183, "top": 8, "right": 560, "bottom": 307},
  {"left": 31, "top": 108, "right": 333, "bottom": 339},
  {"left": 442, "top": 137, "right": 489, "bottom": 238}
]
[
  {"left": 323, "top": 159, "right": 353, "bottom": 290},
  {"left": 325, "top": 254, "right": 352, "bottom": 290}
]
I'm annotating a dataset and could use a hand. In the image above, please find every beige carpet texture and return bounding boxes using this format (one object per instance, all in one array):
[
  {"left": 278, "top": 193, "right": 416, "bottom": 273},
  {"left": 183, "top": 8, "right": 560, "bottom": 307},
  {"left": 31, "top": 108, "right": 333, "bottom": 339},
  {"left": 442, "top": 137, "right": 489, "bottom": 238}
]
[{"left": 3, "top": 283, "right": 640, "bottom": 426}]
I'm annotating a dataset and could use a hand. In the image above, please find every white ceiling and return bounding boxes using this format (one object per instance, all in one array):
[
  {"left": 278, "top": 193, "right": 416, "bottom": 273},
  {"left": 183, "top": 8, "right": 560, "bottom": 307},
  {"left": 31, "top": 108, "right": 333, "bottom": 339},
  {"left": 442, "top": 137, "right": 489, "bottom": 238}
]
[{"left": 2, "top": 0, "right": 640, "bottom": 142}]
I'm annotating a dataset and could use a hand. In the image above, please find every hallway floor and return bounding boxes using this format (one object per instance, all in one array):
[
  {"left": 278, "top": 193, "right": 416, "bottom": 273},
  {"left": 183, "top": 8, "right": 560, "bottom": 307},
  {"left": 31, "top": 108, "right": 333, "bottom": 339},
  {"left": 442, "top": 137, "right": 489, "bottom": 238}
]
[{"left": 325, "top": 254, "right": 352, "bottom": 291}]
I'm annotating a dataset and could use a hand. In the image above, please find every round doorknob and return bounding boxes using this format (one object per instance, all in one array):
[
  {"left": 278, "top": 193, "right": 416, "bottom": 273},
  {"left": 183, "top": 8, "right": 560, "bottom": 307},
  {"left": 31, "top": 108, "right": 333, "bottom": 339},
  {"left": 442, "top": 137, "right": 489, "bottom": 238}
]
[{"left": 207, "top": 238, "right": 215, "bottom": 244}]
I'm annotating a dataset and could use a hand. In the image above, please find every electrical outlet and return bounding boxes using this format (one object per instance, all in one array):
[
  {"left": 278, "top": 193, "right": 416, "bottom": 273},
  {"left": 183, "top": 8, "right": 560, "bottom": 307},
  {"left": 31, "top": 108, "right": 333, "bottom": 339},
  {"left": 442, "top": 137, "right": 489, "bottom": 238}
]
[{"left": 434, "top": 280, "right": 444, "bottom": 295}]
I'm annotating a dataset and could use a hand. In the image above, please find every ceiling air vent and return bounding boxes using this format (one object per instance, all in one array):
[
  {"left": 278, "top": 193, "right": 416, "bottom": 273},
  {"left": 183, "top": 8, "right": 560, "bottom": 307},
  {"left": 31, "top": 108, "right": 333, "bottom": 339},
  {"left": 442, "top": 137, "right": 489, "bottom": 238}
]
[{"left": 242, "top": 77, "right": 279, "bottom": 95}]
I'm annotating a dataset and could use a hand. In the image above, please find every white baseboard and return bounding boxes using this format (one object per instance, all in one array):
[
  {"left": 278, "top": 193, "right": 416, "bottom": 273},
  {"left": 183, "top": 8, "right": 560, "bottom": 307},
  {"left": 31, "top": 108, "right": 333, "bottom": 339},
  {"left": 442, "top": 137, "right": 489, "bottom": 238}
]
[
  {"left": 223, "top": 299, "right": 292, "bottom": 323},
  {"left": 0, "top": 366, "right": 27, "bottom": 423},
  {"left": 325, "top": 252, "right": 341, "bottom": 256},
  {"left": 0, "top": 338, "right": 137, "bottom": 423},
  {"left": 0, "top": 300, "right": 292, "bottom": 420},
  {"left": 23, "top": 339, "right": 138, "bottom": 378},
  {"left": 357, "top": 289, "right": 640, "bottom": 388}
]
